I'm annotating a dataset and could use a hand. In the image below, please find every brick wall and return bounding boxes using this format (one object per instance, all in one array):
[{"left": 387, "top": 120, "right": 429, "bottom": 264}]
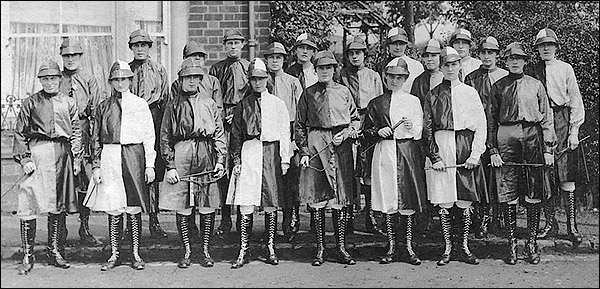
[{"left": 188, "top": 1, "right": 271, "bottom": 68}]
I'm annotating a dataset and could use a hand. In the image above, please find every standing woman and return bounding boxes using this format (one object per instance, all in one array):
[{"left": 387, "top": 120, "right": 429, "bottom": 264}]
[
  {"left": 296, "top": 51, "right": 360, "bottom": 266},
  {"left": 228, "top": 58, "right": 292, "bottom": 269},
  {"left": 160, "top": 58, "right": 226, "bottom": 268},
  {"left": 89, "top": 60, "right": 156, "bottom": 271},
  {"left": 13, "top": 60, "right": 83, "bottom": 275},
  {"left": 423, "top": 47, "right": 487, "bottom": 266},
  {"left": 362, "top": 57, "right": 428, "bottom": 265}
]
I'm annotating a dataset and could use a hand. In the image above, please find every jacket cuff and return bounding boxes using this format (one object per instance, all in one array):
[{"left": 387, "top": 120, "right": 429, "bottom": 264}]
[{"left": 489, "top": 148, "right": 499, "bottom": 155}]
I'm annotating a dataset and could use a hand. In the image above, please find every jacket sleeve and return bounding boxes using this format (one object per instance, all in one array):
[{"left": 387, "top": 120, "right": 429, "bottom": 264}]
[
  {"left": 12, "top": 97, "right": 33, "bottom": 166},
  {"left": 91, "top": 101, "right": 103, "bottom": 170},
  {"left": 467, "top": 90, "right": 487, "bottom": 164},
  {"left": 68, "top": 98, "right": 83, "bottom": 170},
  {"left": 142, "top": 102, "right": 157, "bottom": 168},
  {"left": 160, "top": 102, "right": 176, "bottom": 170},
  {"left": 229, "top": 102, "right": 245, "bottom": 166},
  {"left": 487, "top": 83, "right": 501, "bottom": 155},
  {"left": 565, "top": 64, "right": 585, "bottom": 138},
  {"left": 422, "top": 91, "right": 442, "bottom": 164},
  {"left": 537, "top": 83, "right": 556, "bottom": 154},
  {"left": 212, "top": 100, "right": 227, "bottom": 165},
  {"left": 295, "top": 90, "right": 309, "bottom": 157},
  {"left": 278, "top": 101, "right": 292, "bottom": 164}
]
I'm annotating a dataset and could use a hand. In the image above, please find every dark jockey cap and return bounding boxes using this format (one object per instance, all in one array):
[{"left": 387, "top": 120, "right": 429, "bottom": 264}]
[
  {"left": 503, "top": 42, "right": 528, "bottom": 59},
  {"left": 223, "top": 29, "right": 246, "bottom": 43},
  {"left": 183, "top": 41, "right": 207, "bottom": 59},
  {"left": 129, "top": 29, "right": 153, "bottom": 47},
  {"left": 59, "top": 38, "right": 83, "bottom": 55},
  {"left": 313, "top": 51, "right": 338, "bottom": 67},
  {"left": 37, "top": 60, "right": 62, "bottom": 78},
  {"left": 345, "top": 36, "right": 367, "bottom": 52},
  {"left": 178, "top": 58, "right": 205, "bottom": 77}
]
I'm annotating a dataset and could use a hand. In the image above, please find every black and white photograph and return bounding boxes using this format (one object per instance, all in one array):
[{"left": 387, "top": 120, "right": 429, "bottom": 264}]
[{"left": 1, "top": 1, "right": 598, "bottom": 287}]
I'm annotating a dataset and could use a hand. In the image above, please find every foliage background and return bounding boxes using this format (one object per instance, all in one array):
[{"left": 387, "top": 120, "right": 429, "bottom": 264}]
[{"left": 270, "top": 1, "right": 599, "bottom": 208}]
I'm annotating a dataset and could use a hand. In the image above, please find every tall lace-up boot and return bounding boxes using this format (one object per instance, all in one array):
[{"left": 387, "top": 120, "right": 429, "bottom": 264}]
[
  {"left": 437, "top": 207, "right": 452, "bottom": 266},
  {"left": 47, "top": 213, "right": 70, "bottom": 269},
  {"left": 101, "top": 214, "right": 122, "bottom": 271},
  {"left": 380, "top": 213, "right": 397, "bottom": 264},
  {"left": 311, "top": 207, "right": 326, "bottom": 266},
  {"left": 128, "top": 213, "right": 145, "bottom": 270},
  {"left": 332, "top": 207, "right": 356, "bottom": 265},
  {"left": 199, "top": 212, "right": 215, "bottom": 267},
  {"left": 503, "top": 203, "right": 518, "bottom": 265},
  {"left": 176, "top": 213, "right": 192, "bottom": 268},
  {"left": 231, "top": 213, "right": 252, "bottom": 269},
  {"left": 18, "top": 219, "right": 36, "bottom": 275}
]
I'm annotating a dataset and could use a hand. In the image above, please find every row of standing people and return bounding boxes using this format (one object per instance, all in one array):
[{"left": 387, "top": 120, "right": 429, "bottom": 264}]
[{"left": 12, "top": 25, "right": 584, "bottom": 274}]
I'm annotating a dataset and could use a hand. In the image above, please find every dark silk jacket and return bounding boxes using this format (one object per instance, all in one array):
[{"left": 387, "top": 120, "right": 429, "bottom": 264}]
[
  {"left": 487, "top": 73, "right": 556, "bottom": 154},
  {"left": 160, "top": 90, "right": 226, "bottom": 170},
  {"left": 209, "top": 56, "right": 250, "bottom": 106}
]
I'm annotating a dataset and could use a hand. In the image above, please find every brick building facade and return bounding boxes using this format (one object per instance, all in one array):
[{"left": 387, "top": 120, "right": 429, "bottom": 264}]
[{"left": 188, "top": 1, "right": 271, "bottom": 67}]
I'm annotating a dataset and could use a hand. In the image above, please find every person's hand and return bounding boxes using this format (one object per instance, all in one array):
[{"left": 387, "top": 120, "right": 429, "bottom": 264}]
[
  {"left": 432, "top": 160, "right": 446, "bottom": 172},
  {"left": 73, "top": 163, "right": 81, "bottom": 176},
  {"left": 403, "top": 119, "right": 413, "bottom": 130},
  {"left": 232, "top": 164, "right": 241, "bottom": 176},
  {"left": 166, "top": 169, "right": 180, "bottom": 184},
  {"left": 568, "top": 134, "right": 579, "bottom": 150},
  {"left": 93, "top": 168, "right": 102, "bottom": 184},
  {"left": 377, "top": 127, "right": 393, "bottom": 138},
  {"left": 213, "top": 163, "right": 225, "bottom": 178},
  {"left": 21, "top": 162, "right": 36, "bottom": 175},
  {"left": 226, "top": 114, "right": 234, "bottom": 125},
  {"left": 145, "top": 167, "right": 155, "bottom": 184},
  {"left": 282, "top": 163, "right": 290, "bottom": 175},
  {"left": 490, "top": 154, "right": 504, "bottom": 167},
  {"left": 464, "top": 157, "right": 479, "bottom": 170},
  {"left": 300, "top": 156, "right": 309, "bottom": 168},
  {"left": 332, "top": 130, "right": 347, "bottom": 146},
  {"left": 544, "top": 152, "right": 554, "bottom": 166}
]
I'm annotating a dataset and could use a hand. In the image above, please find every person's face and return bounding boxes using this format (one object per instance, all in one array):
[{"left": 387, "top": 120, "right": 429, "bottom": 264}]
[
  {"left": 316, "top": 65, "right": 335, "bottom": 83},
  {"left": 225, "top": 40, "right": 244, "bottom": 58},
  {"left": 452, "top": 39, "right": 471, "bottom": 58},
  {"left": 423, "top": 53, "right": 440, "bottom": 71},
  {"left": 388, "top": 41, "right": 407, "bottom": 57},
  {"left": 479, "top": 49, "right": 498, "bottom": 69},
  {"left": 441, "top": 60, "right": 461, "bottom": 81},
  {"left": 39, "top": 75, "right": 61, "bottom": 94},
  {"left": 385, "top": 73, "right": 407, "bottom": 92},
  {"left": 250, "top": 76, "right": 268, "bottom": 92},
  {"left": 537, "top": 43, "right": 557, "bottom": 61},
  {"left": 62, "top": 53, "right": 82, "bottom": 71},
  {"left": 267, "top": 54, "right": 285, "bottom": 72},
  {"left": 185, "top": 53, "right": 206, "bottom": 66},
  {"left": 111, "top": 77, "right": 131, "bottom": 93},
  {"left": 181, "top": 75, "right": 201, "bottom": 93},
  {"left": 347, "top": 50, "right": 365, "bottom": 67},
  {"left": 296, "top": 44, "right": 315, "bottom": 64},
  {"left": 131, "top": 42, "right": 150, "bottom": 60},
  {"left": 506, "top": 55, "right": 526, "bottom": 74}
]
